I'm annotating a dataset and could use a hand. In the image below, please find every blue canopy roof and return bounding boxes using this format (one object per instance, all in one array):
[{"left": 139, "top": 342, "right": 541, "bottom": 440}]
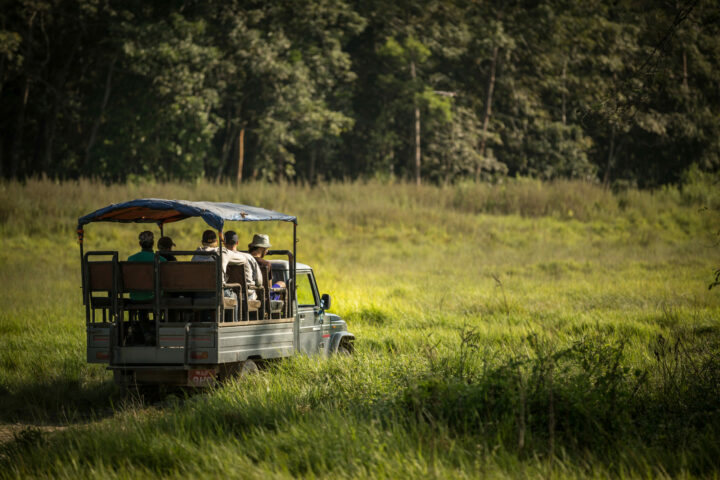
[{"left": 78, "top": 199, "right": 296, "bottom": 231}]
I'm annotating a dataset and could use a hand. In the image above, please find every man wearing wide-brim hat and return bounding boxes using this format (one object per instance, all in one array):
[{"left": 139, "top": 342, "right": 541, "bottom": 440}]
[{"left": 248, "top": 234, "right": 272, "bottom": 270}]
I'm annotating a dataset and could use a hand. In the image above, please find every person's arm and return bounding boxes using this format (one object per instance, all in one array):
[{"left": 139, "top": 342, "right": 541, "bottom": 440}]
[{"left": 244, "top": 260, "right": 255, "bottom": 288}]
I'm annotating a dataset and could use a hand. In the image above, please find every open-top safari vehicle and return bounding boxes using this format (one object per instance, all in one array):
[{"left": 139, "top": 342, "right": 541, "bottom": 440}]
[{"left": 78, "top": 199, "right": 354, "bottom": 387}]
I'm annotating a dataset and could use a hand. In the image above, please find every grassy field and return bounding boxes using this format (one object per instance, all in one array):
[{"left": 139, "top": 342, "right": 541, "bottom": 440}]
[{"left": 1, "top": 177, "right": 719, "bottom": 478}]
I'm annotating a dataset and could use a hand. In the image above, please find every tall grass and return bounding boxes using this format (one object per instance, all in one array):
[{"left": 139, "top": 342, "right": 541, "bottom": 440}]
[{"left": 0, "top": 176, "right": 719, "bottom": 478}]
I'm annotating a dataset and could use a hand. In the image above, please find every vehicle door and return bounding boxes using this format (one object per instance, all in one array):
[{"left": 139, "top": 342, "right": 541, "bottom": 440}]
[{"left": 296, "top": 270, "right": 323, "bottom": 354}]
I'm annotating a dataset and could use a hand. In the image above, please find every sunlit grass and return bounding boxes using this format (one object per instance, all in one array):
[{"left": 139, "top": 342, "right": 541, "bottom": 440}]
[{"left": 0, "top": 178, "right": 719, "bottom": 478}]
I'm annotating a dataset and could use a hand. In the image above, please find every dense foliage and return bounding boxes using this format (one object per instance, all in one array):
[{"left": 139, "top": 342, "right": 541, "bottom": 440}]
[{"left": 1, "top": 0, "right": 718, "bottom": 186}]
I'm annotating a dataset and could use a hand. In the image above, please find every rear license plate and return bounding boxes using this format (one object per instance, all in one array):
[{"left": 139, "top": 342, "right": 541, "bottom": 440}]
[{"left": 188, "top": 369, "right": 216, "bottom": 387}]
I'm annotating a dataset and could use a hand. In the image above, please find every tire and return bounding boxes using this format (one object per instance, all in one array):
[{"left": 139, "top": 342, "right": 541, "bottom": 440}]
[
  {"left": 336, "top": 344, "right": 352, "bottom": 356},
  {"left": 238, "top": 359, "right": 259, "bottom": 376},
  {"left": 220, "top": 359, "right": 259, "bottom": 381}
]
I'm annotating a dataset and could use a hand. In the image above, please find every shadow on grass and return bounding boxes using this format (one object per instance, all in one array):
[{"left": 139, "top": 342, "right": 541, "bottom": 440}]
[
  {"left": 0, "top": 377, "right": 121, "bottom": 424},
  {"left": 0, "top": 376, "right": 216, "bottom": 426}
]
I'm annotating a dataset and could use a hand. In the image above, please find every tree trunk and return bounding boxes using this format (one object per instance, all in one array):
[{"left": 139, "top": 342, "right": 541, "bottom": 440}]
[
  {"left": 10, "top": 12, "right": 37, "bottom": 178},
  {"left": 0, "top": 43, "right": 5, "bottom": 103},
  {"left": 236, "top": 127, "right": 244, "bottom": 184},
  {"left": 561, "top": 59, "right": 567, "bottom": 126},
  {"left": 10, "top": 79, "right": 30, "bottom": 178},
  {"left": 42, "top": 105, "right": 57, "bottom": 174},
  {"left": 682, "top": 49, "right": 689, "bottom": 91},
  {"left": 0, "top": 45, "right": 3, "bottom": 177},
  {"left": 85, "top": 55, "right": 117, "bottom": 169},
  {"left": 477, "top": 46, "right": 499, "bottom": 182},
  {"left": 414, "top": 103, "right": 421, "bottom": 186},
  {"left": 309, "top": 143, "right": 317, "bottom": 185},
  {"left": 603, "top": 125, "right": 616, "bottom": 189},
  {"left": 0, "top": 18, "right": 9, "bottom": 175},
  {"left": 410, "top": 61, "right": 421, "bottom": 186},
  {"left": 216, "top": 109, "right": 234, "bottom": 181}
]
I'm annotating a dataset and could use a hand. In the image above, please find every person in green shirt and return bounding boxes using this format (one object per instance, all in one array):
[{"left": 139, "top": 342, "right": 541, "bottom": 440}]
[
  {"left": 127, "top": 230, "right": 165, "bottom": 345},
  {"left": 127, "top": 230, "right": 165, "bottom": 301}
]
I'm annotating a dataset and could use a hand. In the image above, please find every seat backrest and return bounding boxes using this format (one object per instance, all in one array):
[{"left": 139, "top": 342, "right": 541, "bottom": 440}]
[
  {"left": 160, "top": 262, "right": 218, "bottom": 292},
  {"left": 120, "top": 262, "right": 155, "bottom": 292},
  {"left": 226, "top": 263, "right": 246, "bottom": 285},
  {"left": 87, "top": 262, "right": 114, "bottom": 291}
]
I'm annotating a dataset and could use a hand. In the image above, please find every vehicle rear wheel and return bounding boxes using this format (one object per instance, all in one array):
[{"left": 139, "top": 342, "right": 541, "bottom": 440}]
[
  {"left": 239, "top": 359, "right": 259, "bottom": 376},
  {"left": 336, "top": 344, "right": 352, "bottom": 356},
  {"left": 220, "top": 359, "right": 259, "bottom": 381}
]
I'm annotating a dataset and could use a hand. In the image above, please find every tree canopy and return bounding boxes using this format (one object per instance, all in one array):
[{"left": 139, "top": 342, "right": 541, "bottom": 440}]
[{"left": 1, "top": 0, "right": 718, "bottom": 186}]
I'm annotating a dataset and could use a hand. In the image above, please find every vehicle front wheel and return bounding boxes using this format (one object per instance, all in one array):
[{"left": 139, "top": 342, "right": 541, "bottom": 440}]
[{"left": 336, "top": 344, "right": 352, "bottom": 356}]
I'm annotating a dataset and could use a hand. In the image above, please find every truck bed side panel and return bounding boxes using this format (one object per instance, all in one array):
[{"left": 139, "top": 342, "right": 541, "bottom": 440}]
[{"left": 218, "top": 321, "right": 294, "bottom": 362}]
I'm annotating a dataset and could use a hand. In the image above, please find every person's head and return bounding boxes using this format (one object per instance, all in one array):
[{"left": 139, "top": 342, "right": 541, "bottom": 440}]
[
  {"left": 224, "top": 231, "right": 239, "bottom": 251},
  {"left": 158, "top": 236, "right": 175, "bottom": 251},
  {"left": 201, "top": 229, "right": 218, "bottom": 247},
  {"left": 248, "top": 234, "right": 271, "bottom": 257},
  {"left": 138, "top": 231, "right": 154, "bottom": 251}
]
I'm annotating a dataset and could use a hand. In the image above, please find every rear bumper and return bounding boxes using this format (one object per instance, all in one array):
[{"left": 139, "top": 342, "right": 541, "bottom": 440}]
[{"left": 111, "top": 365, "right": 219, "bottom": 387}]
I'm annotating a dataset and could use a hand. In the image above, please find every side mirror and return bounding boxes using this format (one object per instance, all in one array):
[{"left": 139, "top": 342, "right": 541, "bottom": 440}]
[{"left": 321, "top": 293, "right": 331, "bottom": 311}]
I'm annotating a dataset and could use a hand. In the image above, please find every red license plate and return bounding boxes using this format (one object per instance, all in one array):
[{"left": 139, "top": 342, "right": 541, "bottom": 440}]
[{"left": 188, "top": 369, "right": 215, "bottom": 387}]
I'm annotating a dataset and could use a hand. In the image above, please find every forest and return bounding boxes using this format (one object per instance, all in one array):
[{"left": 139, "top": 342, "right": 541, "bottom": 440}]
[{"left": 1, "top": 0, "right": 718, "bottom": 186}]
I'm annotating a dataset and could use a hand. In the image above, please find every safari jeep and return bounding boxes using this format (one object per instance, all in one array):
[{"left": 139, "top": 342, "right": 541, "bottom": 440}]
[{"left": 78, "top": 199, "right": 354, "bottom": 387}]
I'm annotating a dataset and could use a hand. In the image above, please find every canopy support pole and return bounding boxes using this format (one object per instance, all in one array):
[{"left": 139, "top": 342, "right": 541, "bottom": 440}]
[
  {"left": 292, "top": 222, "right": 297, "bottom": 310},
  {"left": 292, "top": 221, "right": 298, "bottom": 349},
  {"left": 160, "top": 223, "right": 164, "bottom": 237},
  {"left": 218, "top": 229, "right": 223, "bottom": 323},
  {"left": 78, "top": 229, "right": 85, "bottom": 302}
]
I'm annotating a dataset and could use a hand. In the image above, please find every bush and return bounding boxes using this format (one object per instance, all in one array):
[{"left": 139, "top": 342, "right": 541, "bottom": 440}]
[{"left": 400, "top": 327, "right": 720, "bottom": 473}]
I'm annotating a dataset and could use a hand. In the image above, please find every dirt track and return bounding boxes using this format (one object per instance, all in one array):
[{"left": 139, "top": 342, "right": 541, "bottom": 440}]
[{"left": 0, "top": 423, "right": 67, "bottom": 446}]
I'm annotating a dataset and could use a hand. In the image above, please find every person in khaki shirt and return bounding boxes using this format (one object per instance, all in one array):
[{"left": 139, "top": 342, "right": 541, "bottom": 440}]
[{"left": 223, "top": 231, "right": 261, "bottom": 300}]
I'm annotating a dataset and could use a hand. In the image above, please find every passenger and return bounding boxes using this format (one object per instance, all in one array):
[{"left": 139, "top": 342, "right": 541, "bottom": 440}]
[
  {"left": 127, "top": 230, "right": 166, "bottom": 301},
  {"left": 248, "top": 233, "right": 272, "bottom": 270},
  {"left": 190, "top": 230, "right": 224, "bottom": 321},
  {"left": 271, "top": 280, "right": 286, "bottom": 301},
  {"left": 127, "top": 230, "right": 165, "bottom": 344},
  {"left": 191, "top": 230, "right": 218, "bottom": 261},
  {"left": 157, "top": 236, "right": 177, "bottom": 261},
  {"left": 224, "top": 231, "right": 261, "bottom": 301}
]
